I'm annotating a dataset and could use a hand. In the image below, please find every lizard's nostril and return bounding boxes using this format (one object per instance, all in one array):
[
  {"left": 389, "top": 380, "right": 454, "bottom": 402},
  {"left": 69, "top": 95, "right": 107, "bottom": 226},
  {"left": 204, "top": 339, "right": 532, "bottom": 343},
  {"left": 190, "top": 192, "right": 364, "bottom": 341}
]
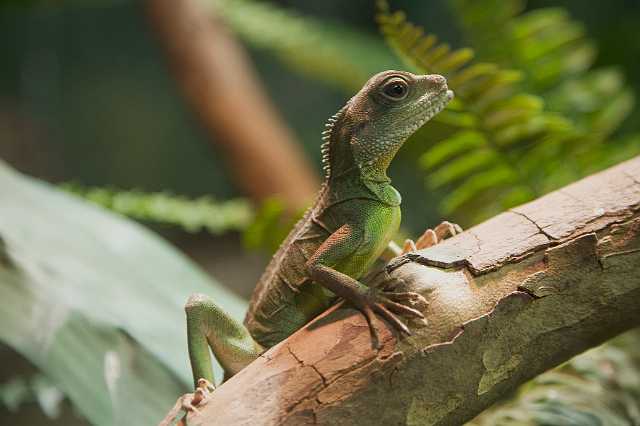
[{"left": 426, "top": 74, "right": 447, "bottom": 88}]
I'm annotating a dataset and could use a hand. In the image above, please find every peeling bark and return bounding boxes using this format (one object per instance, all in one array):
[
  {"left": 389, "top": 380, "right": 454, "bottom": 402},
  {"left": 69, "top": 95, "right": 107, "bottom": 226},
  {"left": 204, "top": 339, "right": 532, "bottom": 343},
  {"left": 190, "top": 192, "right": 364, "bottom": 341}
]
[{"left": 185, "top": 156, "right": 640, "bottom": 425}]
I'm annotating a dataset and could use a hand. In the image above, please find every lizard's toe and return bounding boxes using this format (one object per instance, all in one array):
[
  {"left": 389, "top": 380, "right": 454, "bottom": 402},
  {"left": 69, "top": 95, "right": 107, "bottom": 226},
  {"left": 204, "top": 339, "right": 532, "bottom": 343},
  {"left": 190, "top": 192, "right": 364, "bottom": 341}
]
[
  {"left": 181, "top": 378, "right": 215, "bottom": 413},
  {"left": 414, "top": 229, "right": 439, "bottom": 250},
  {"left": 412, "top": 221, "right": 463, "bottom": 251},
  {"left": 384, "top": 291, "right": 429, "bottom": 310},
  {"left": 158, "top": 380, "right": 215, "bottom": 426},
  {"left": 196, "top": 378, "right": 215, "bottom": 393},
  {"left": 433, "top": 221, "right": 462, "bottom": 240},
  {"left": 401, "top": 238, "right": 419, "bottom": 254}
]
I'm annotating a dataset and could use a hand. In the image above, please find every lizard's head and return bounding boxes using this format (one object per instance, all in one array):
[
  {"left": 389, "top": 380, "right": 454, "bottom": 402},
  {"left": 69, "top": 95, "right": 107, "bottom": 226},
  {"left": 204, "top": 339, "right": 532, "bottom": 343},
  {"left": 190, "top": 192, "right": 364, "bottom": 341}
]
[{"left": 328, "top": 70, "right": 453, "bottom": 179}]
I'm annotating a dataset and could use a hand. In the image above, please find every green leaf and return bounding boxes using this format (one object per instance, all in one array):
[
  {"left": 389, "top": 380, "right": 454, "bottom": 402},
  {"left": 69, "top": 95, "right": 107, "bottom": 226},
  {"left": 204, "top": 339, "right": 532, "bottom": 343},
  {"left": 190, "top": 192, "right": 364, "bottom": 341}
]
[
  {"left": 0, "top": 161, "right": 248, "bottom": 425},
  {"left": 428, "top": 149, "right": 499, "bottom": 189},
  {"left": 483, "top": 94, "right": 544, "bottom": 129},
  {"left": 470, "top": 331, "right": 640, "bottom": 426},
  {"left": 440, "top": 165, "right": 519, "bottom": 214},
  {"left": 243, "top": 197, "right": 303, "bottom": 254},
  {"left": 207, "top": 0, "right": 401, "bottom": 92},
  {"left": 420, "top": 131, "right": 486, "bottom": 170}
]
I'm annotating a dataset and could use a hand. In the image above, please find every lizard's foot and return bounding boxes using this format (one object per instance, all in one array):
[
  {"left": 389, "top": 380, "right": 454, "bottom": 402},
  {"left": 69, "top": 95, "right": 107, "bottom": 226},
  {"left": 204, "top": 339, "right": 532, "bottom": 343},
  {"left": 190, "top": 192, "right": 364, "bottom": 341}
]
[
  {"left": 401, "top": 221, "right": 462, "bottom": 254},
  {"left": 181, "top": 378, "right": 215, "bottom": 413},
  {"left": 353, "top": 287, "right": 427, "bottom": 348},
  {"left": 158, "top": 379, "right": 215, "bottom": 426},
  {"left": 157, "top": 379, "right": 214, "bottom": 426}
]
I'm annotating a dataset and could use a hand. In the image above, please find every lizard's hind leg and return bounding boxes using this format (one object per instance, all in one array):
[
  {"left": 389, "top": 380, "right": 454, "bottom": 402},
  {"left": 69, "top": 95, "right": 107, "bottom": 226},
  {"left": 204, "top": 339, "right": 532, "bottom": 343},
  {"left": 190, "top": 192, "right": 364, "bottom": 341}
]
[
  {"left": 160, "top": 295, "right": 261, "bottom": 426},
  {"left": 185, "top": 293, "right": 263, "bottom": 387}
]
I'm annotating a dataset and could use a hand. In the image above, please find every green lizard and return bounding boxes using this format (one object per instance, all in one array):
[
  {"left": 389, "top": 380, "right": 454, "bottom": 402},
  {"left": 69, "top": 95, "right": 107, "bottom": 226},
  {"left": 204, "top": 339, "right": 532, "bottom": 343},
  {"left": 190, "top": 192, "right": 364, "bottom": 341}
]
[{"left": 166, "top": 70, "right": 456, "bottom": 421}]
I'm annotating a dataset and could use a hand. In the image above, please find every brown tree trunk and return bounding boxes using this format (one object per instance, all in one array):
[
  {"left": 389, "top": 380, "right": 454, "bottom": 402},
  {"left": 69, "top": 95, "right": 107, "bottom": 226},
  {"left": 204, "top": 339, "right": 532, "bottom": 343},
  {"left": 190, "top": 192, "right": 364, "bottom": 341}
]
[
  {"left": 184, "top": 156, "right": 640, "bottom": 425},
  {"left": 145, "top": 0, "right": 319, "bottom": 211}
]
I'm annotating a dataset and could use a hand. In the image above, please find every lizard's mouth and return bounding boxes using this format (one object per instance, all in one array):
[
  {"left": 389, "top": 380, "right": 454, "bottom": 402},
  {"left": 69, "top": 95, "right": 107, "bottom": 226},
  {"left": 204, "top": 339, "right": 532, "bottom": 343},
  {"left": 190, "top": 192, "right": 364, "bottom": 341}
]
[{"left": 408, "top": 88, "right": 454, "bottom": 133}]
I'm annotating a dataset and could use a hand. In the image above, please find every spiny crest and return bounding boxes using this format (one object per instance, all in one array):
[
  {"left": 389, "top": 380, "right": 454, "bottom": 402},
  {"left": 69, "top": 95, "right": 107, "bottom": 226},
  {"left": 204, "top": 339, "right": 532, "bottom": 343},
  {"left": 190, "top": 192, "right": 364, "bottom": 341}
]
[{"left": 320, "top": 105, "right": 347, "bottom": 179}]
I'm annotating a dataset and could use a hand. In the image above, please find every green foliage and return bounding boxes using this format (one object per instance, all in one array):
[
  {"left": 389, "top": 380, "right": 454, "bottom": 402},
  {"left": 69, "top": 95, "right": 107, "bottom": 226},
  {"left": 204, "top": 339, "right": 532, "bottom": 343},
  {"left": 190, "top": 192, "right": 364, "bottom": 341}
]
[
  {"left": 0, "top": 160, "right": 247, "bottom": 425},
  {"left": 451, "top": 0, "right": 635, "bottom": 141},
  {"left": 243, "top": 197, "right": 303, "bottom": 254},
  {"left": 64, "top": 184, "right": 305, "bottom": 255},
  {"left": 207, "top": 0, "right": 639, "bottom": 225},
  {"left": 206, "top": 0, "right": 400, "bottom": 92},
  {"left": 377, "top": 0, "right": 639, "bottom": 224},
  {"left": 62, "top": 184, "right": 254, "bottom": 235},
  {"left": 470, "top": 330, "right": 640, "bottom": 426},
  {"left": 2, "top": 2, "right": 636, "bottom": 423}
]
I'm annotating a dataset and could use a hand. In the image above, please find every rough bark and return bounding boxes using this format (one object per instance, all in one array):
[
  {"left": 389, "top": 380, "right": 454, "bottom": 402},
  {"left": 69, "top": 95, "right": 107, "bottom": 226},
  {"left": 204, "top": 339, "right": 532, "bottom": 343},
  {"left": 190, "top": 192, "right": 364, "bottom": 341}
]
[
  {"left": 146, "top": 0, "right": 318, "bottom": 210},
  {"left": 186, "top": 156, "right": 640, "bottom": 425}
]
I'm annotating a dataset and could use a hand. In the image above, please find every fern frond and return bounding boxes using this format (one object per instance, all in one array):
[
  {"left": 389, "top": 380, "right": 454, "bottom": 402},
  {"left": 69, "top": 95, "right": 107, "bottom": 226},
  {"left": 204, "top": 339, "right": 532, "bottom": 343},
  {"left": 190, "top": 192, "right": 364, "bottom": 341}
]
[
  {"left": 420, "top": 131, "right": 485, "bottom": 170},
  {"left": 377, "top": 1, "right": 582, "bottom": 224},
  {"left": 378, "top": 1, "right": 636, "bottom": 225},
  {"left": 452, "top": 2, "right": 596, "bottom": 89},
  {"left": 452, "top": 0, "right": 633, "bottom": 141},
  {"left": 440, "top": 167, "right": 520, "bottom": 215},
  {"left": 427, "top": 149, "right": 499, "bottom": 189},
  {"left": 62, "top": 184, "right": 254, "bottom": 235},
  {"left": 548, "top": 68, "right": 635, "bottom": 138},
  {"left": 64, "top": 184, "right": 313, "bottom": 254}
]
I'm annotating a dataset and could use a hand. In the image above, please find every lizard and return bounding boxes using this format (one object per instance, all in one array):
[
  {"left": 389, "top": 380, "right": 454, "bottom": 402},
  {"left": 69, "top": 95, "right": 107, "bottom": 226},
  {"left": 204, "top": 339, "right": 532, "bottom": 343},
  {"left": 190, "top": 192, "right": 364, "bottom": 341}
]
[{"left": 161, "top": 70, "right": 457, "bottom": 424}]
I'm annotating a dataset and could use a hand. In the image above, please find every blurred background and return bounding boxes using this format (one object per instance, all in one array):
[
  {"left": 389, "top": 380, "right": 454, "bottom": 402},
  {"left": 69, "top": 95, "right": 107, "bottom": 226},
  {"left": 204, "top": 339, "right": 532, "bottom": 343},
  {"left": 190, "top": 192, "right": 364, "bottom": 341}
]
[{"left": 1, "top": 0, "right": 639, "bottom": 424}]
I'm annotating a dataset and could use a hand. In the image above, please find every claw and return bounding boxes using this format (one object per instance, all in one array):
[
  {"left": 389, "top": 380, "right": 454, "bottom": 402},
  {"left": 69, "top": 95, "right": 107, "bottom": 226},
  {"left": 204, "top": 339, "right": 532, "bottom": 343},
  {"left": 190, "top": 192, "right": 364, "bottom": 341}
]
[
  {"left": 361, "top": 304, "right": 382, "bottom": 349},
  {"left": 196, "top": 378, "right": 215, "bottom": 393},
  {"left": 180, "top": 378, "right": 215, "bottom": 414},
  {"left": 402, "top": 239, "right": 418, "bottom": 253},
  {"left": 158, "top": 379, "right": 215, "bottom": 426},
  {"left": 374, "top": 302, "right": 411, "bottom": 336},
  {"left": 433, "top": 221, "right": 462, "bottom": 241},
  {"left": 404, "top": 221, "right": 463, "bottom": 253},
  {"left": 380, "top": 297, "right": 424, "bottom": 318},
  {"left": 385, "top": 291, "right": 429, "bottom": 310},
  {"left": 414, "top": 229, "right": 438, "bottom": 251},
  {"left": 353, "top": 286, "right": 428, "bottom": 348}
]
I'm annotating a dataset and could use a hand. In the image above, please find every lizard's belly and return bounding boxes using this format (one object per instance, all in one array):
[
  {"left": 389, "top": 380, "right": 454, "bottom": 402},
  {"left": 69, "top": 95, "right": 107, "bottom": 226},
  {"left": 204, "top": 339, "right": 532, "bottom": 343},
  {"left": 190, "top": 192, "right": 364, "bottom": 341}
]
[
  {"left": 245, "top": 198, "right": 401, "bottom": 348},
  {"left": 246, "top": 279, "right": 333, "bottom": 348},
  {"left": 244, "top": 218, "right": 332, "bottom": 347}
]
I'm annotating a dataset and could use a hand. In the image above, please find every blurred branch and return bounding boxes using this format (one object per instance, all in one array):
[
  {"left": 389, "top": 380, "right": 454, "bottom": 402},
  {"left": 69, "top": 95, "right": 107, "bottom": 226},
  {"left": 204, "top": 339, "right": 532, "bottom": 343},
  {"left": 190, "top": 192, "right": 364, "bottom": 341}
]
[
  {"left": 145, "top": 0, "right": 319, "bottom": 211},
  {"left": 204, "top": 0, "right": 400, "bottom": 92}
]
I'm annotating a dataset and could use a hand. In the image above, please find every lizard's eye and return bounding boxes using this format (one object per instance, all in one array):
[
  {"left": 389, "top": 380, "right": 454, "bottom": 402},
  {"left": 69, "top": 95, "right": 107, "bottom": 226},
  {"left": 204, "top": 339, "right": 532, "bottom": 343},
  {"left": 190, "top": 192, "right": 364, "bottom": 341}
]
[{"left": 381, "top": 79, "right": 408, "bottom": 100}]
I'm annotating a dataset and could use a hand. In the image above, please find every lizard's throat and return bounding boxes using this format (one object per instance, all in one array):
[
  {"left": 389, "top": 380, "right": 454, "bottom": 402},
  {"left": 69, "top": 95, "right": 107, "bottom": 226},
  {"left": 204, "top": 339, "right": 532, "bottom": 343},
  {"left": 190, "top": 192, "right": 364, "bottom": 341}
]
[
  {"left": 353, "top": 135, "right": 405, "bottom": 180},
  {"left": 320, "top": 107, "right": 404, "bottom": 183}
]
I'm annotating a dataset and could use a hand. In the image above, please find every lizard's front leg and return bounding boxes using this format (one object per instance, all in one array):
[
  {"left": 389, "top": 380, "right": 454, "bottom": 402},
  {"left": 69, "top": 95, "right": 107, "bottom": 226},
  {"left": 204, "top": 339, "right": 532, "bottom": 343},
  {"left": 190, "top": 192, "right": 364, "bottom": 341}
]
[{"left": 306, "top": 224, "right": 425, "bottom": 347}]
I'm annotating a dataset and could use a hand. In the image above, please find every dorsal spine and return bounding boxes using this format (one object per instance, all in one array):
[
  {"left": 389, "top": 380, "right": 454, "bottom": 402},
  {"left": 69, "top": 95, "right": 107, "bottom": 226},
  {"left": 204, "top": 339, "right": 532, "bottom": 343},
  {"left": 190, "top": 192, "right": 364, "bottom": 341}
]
[{"left": 320, "top": 105, "right": 347, "bottom": 180}]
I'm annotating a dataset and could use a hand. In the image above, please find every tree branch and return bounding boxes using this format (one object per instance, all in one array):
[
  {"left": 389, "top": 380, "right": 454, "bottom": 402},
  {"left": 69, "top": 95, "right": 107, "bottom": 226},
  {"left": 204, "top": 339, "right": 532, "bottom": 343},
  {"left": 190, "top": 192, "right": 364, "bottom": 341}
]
[
  {"left": 146, "top": 0, "right": 319, "bottom": 210},
  {"left": 185, "top": 155, "right": 640, "bottom": 425}
]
